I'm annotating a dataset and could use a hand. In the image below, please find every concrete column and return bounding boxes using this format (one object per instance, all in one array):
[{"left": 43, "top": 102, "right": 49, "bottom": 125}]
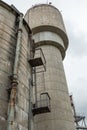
[{"left": 25, "top": 4, "right": 76, "bottom": 130}]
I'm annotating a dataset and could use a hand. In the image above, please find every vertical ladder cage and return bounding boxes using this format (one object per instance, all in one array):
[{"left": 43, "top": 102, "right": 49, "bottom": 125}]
[
  {"left": 70, "top": 95, "right": 87, "bottom": 130},
  {"left": 28, "top": 42, "right": 51, "bottom": 116}
]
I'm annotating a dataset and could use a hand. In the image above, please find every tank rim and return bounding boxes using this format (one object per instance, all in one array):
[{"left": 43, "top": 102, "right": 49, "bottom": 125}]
[
  {"left": 32, "top": 25, "right": 69, "bottom": 50},
  {"left": 27, "top": 3, "right": 61, "bottom": 14}
]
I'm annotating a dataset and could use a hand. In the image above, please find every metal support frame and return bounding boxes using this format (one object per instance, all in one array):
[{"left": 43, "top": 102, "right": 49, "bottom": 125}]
[
  {"left": 76, "top": 116, "right": 87, "bottom": 130},
  {"left": 28, "top": 44, "right": 47, "bottom": 109},
  {"left": 32, "top": 92, "right": 51, "bottom": 116},
  {"left": 35, "top": 48, "right": 46, "bottom": 73},
  {"left": 70, "top": 95, "right": 87, "bottom": 130},
  {"left": 77, "top": 127, "right": 87, "bottom": 130},
  {"left": 33, "top": 67, "right": 37, "bottom": 107},
  {"left": 28, "top": 38, "right": 51, "bottom": 118},
  {"left": 28, "top": 48, "right": 46, "bottom": 73}
]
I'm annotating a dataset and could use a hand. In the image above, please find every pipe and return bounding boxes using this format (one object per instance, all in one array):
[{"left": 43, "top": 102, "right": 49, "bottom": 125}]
[
  {"left": 33, "top": 67, "right": 37, "bottom": 107},
  {"left": 7, "top": 13, "right": 23, "bottom": 130},
  {"left": 28, "top": 37, "right": 35, "bottom": 130},
  {"left": 13, "top": 13, "right": 23, "bottom": 76},
  {"left": 28, "top": 79, "right": 32, "bottom": 130}
]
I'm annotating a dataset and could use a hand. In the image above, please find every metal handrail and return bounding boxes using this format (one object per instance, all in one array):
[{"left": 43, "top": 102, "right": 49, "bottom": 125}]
[
  {"left": 35, "top": 48, "right": 46, "bottom": 65},
  {"left": 34, "top": 99, "right": 50, "bottom": 108}
]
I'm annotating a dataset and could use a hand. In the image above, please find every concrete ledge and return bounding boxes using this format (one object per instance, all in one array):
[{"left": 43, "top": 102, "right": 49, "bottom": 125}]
[
  {"left": 33, "top": 31, "right": 65, "bottom": 59},
  {"left": 34, "top": 41, "right": 65, "bottom": 59},
  {"left": 32, "top": 25, "right": 68, "bottom": 50}
]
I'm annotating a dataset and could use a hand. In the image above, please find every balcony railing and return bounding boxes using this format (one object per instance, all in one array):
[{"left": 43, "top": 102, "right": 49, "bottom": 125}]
[
  {"left": 28, "top": 48, "right": 46, "bottom": 73},
  {"left": 32, "top": 92, "right": 51, "bottom": 116}
]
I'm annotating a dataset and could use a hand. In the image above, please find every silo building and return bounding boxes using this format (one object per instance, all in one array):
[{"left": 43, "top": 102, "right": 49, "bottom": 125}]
[
  {"left": 25, "top": 3, "right": 76, "bottom": 130},
  {"left": 0, "top": 1, "right": 76, "bottom": 130},
  {"left": 0, "top": 1, "right": 32, "bottom": 129}
]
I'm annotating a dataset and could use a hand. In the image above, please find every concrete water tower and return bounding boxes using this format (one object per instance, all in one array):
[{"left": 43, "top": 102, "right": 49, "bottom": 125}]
[{"left": 25, "top": 4, "right": 76, "bottom": 130}]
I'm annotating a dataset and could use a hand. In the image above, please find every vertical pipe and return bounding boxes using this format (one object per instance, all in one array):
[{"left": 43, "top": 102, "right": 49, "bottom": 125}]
[
  {"left": 13, "top": 13, "right": 23, "bottom": 76},
  {"left": 33, "top": 67, "right": 37, "bottom": 107},
  {"left": 28, "top": 35, "right": 35, "bottom": 130},
  {"left": 28, "top": 79, "right": 32, "bottom": 130},
  {"left": 7, "top": 13, "right": 23, "bottom": 130}
]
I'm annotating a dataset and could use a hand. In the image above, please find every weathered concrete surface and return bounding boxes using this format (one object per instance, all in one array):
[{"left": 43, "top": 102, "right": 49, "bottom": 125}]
[
  {"left": 25, "top": 4, "right": 76, "bottom": 130},
  {"left": 25, "top": 4, "right": 68, "bottom": 51},
  {"left": 0, "top": 1, "right": 31, "bottom": 129},
  {"left": 34, "top": 45, "right": 76, "bottom": 130}
]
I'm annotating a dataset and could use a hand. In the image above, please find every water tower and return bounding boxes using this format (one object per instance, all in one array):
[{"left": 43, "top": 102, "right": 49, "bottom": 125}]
[{"left": 25, "top": 4, "right": 76, "bottom": 130}]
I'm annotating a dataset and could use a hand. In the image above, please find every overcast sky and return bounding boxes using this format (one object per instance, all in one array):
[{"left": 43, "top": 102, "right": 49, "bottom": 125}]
[{"left": 3, "top": 0, "right": 87, "bottom": 120}]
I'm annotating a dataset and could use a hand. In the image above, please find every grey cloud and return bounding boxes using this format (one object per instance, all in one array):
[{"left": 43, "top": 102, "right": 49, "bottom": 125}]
[
  {"left": 71, "top": 78, "right": 87, "bottom": 118},
  {"left": 65, "top": 21, "right": 87, "bottom": 58}
]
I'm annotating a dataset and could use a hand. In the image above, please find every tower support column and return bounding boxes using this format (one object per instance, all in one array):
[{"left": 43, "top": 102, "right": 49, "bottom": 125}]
[{"left": 25, "top": 4, "right": 76, "bottom": 130}]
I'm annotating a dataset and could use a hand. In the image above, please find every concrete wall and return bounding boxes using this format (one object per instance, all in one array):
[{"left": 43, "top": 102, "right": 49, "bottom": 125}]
[
  {"left": 0, "top": 1, "right": 31, "bottom": 129},
  {"left": 25, "top": 4, "right": 68, "bottom": 51},
  {"left": 25, "top": 4, "right": 66, "bottom": 33},
  {"left": 25, "top": 4, "right": 76, "bottom": 130},
  {"left": 34, "top": 45, "right": 76, "bottom": 130}
]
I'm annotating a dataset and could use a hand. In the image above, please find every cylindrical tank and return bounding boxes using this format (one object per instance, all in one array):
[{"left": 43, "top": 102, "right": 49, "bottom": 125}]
[
  {"left": 25, "top": 4, "right": 76, "bottom": 130},
  {"left": 0, "top": 1, "right": 31, "bottom": 130}
]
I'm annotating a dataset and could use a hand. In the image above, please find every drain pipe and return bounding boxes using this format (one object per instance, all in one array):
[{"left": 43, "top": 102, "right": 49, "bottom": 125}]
[
  {"left": 28, "top": 78, "right": 32, "bottom": 130},
  {"left": 7, "top": 13, "right": 23, "bottom": 130}
]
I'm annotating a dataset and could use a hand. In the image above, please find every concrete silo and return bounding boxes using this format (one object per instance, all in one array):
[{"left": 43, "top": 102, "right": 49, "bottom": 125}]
[
  {"left": 0, "top": 1, "right": 32, "bottom": 130},
  {"left": 25, "top": 4, "right": 76, "bottom": 130}
]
